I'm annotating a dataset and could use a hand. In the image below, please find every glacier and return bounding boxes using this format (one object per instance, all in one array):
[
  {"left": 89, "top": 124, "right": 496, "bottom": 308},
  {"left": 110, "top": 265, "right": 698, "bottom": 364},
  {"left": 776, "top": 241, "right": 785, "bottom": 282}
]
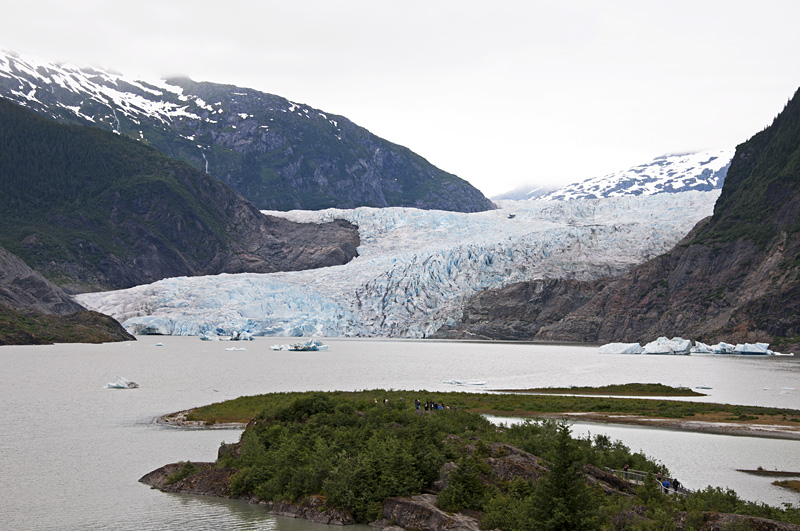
[{"left": 76, "top": 191, "right": 720, "bottom": 338}]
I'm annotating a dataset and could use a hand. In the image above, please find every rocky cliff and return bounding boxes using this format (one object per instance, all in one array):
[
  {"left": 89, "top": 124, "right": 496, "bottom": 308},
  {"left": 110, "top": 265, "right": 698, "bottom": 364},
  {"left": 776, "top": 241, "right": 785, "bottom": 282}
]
[
  {"left": 440, "top": 88, "right": 800, "bottom": 350},
  {"left": 0, "top": 246, "right": 134, "bottom": 345}
]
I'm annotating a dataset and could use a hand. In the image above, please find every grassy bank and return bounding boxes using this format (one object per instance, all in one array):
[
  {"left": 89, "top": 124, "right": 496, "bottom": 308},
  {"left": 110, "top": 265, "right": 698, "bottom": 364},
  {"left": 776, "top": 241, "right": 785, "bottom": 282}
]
[
  {"left": 177, "top": 388, "right": 800, "bottom": 429},
  {"left": 492, "top": 383, "right": 706, "bottom": 396},
  {"left": 774, "top": 480, "right": 800, "bottom": 493}
]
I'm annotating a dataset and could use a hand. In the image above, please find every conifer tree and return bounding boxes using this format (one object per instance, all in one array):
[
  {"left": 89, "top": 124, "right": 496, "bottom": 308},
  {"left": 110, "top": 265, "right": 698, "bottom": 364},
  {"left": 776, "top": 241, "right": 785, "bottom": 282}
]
[{"left": 526, "top": 423, "right": 599, "bottom": 531}]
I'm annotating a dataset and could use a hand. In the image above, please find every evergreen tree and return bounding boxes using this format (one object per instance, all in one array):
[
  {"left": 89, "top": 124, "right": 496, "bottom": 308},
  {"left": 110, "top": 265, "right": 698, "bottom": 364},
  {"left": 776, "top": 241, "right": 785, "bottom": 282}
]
[{"left": 526, "top": 423, "right": 599, "bottom": 531}]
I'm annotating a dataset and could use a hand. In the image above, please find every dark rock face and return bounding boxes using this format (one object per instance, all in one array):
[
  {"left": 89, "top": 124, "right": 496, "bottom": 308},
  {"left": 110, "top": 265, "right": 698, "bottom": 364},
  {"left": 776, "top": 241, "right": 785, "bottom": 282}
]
[
  {"left": 431, "top": 278, "right": 607, "bottom": 340},
  {"left": 379, "top": 494, "right": 481, "bottom": 531},
  {"left": 0, "top": 247, "right": 83, "bottom": 314},
  {"left": 0, "top": 53, "right": 495, "bottom": 213},
  {"left": 139, "top": 462, "right": 238, "bottom": 498},
  {"left": 0, "top": 246, "right": 135, "bottom": 345}
]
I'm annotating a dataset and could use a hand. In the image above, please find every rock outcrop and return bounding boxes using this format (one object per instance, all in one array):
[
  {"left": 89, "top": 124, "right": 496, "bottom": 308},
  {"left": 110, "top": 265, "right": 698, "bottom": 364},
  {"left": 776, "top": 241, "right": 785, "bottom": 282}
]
[
  {"left": 139, "top": 463, "right": 355, "bottom": 525},
  {"left": 378, "top": 494, "right": 481, "bottom": 531},
  {"left": 0, "top": 245, "right": 134, "bottom": 345},
  {"left": 0, "top": 246, "right": 83, "bottom": 315},
  {"left": 431, "top": 278, "right": 607, "bottom": 340}
]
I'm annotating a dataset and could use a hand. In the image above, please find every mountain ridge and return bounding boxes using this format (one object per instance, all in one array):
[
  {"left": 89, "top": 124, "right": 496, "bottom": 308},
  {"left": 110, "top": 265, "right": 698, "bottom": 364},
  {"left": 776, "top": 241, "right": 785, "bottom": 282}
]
[{"left": 0, "top": 50, "right": 494, "bottom": 213}]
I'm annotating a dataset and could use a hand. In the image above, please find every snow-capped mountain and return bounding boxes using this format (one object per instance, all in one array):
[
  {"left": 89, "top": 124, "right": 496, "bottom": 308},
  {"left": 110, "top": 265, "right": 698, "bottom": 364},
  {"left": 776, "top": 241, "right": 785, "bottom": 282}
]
[
  {"left": 541, "top": 150, "right": 733, "bottom": 201},
  {"left": 0, "top": 50, "right": 494, "bottom": 212},
  {"left": 491, "top": 184, "right": 560, "bottom": 201},
  {"left": 76, "top": 191, "right": 720, "bottom": 338}
]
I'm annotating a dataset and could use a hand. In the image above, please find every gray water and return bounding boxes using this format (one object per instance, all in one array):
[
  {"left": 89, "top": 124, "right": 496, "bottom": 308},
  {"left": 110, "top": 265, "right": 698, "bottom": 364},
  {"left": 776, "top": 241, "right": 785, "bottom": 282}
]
[{"left": 1, "top": 337, "right": 798, "bottom": 530}]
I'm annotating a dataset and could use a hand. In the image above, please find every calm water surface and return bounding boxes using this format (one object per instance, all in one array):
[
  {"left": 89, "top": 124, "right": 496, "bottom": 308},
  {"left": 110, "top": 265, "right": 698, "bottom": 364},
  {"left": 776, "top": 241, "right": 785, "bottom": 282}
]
[{"left": 1, "top": 337, "right": 798, "bottom": 530}]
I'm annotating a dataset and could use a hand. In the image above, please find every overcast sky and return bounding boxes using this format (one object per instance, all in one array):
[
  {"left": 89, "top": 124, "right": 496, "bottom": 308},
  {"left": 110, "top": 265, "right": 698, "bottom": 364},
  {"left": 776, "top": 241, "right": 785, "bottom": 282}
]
[{"left": 3, "top": 0, "right": 800, "bottom": 196}]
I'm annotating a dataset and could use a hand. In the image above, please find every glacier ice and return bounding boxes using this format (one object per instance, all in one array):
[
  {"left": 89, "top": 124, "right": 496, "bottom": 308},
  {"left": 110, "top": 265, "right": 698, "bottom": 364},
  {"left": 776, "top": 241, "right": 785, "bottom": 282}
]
[
  {"left": 598, "top": 343, "right": 644, "bottom": 354},
  {"left": 77, "top": 192, "right": 720, "bottom": 338},
  {"left": 641, "top": 337, "right": 692, "bottom": 355}
]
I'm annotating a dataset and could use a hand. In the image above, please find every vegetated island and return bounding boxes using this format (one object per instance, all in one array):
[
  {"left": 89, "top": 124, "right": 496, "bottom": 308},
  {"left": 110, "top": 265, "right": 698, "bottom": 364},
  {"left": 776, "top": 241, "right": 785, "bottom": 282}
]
[
  {"left": 491, "top": 382, "right": 707, "bottom": 397},
  {"left": 143, "top": 390, "right": 800, "bottom": 530},
  {"left": 773, "top": 480, "right": 800, "bottom": 493},
  {"left": 159, "top": 388, "right": 800, "bottom": 440}
]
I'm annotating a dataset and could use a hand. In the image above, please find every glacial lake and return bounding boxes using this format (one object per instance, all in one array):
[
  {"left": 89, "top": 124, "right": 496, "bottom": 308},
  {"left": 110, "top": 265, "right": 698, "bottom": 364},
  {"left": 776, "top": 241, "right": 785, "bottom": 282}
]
[{"left": 1, "top": 337, "right": 799, "bottom": 530}]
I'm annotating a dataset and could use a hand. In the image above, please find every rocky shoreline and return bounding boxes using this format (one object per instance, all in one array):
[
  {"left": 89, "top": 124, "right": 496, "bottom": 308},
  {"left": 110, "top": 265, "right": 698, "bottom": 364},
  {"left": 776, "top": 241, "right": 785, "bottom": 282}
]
[{"left": 139, "top": 442, "right": 800, "bottom": 531}]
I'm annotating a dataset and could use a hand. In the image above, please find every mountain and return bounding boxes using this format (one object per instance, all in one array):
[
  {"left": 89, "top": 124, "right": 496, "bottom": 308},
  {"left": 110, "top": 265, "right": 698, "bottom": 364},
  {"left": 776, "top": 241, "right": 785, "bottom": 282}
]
[
  {"left": 0, "top": 98, "right": 360, "bottom": 292},
  {"left": 76, "top": 191, "right": 720, "bottom": 337},
  {"left": 0, "top": 50, "right": 494, "bottom": 213},
  {"left": 491, "top": 183, "right": 560, "bottom": 201},
  {"left": 439, "top": 88, "right": 800, "bottom": 350},
  {"left": 540, "top": 149, "right": 733, "bottom": 201},
  {"left": 0, "top": 246, "right": 134, "bottom": 344}
]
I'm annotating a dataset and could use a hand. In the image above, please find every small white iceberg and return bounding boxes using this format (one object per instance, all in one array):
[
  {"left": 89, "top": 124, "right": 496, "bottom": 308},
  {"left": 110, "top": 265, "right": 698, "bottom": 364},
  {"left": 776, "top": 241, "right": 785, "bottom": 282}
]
[
  {"left": 106, "top": 376, "right": 139, "bottom": 389},
  {"left": 642, "top": 337, "right": 691, "bottom": 355},
  {"left": 598, "top": 343, "right": 644, "bottom": 354},
  {"left": 225, "top": 347, "right": 247, "bottom": 351},
  {"left": 270, "top": 338, "right": 328, "bottom": 351},
  {"left": 443, "top": 379, "right": 487, "bottom": 386}
]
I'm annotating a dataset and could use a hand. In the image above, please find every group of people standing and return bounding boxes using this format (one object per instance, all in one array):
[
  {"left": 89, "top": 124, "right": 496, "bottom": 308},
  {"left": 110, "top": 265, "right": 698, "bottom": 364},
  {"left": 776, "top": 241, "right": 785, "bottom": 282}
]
[
  {"left": 415, "top": 399, "right": 454, "bottom": 412},
  {"left": 657, "top": 470, "right": 681, "bottom": 493},
  {"left": 623, "top": 464, "right": 681, "bottom": 494}
]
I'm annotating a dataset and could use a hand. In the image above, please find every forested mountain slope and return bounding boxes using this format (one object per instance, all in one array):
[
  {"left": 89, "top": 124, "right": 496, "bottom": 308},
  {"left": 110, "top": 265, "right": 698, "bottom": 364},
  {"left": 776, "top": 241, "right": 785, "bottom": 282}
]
[
  {"left": 0, "top": 51, "right": 494, "bottom": 212},
  {"left": 0, "top": 99, "right": 359, "bottom": 292}
]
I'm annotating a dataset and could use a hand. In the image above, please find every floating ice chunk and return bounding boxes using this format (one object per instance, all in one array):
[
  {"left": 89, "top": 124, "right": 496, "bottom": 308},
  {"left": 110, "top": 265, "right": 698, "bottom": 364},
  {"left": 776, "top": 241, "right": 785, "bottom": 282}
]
[
  {"left": 270, "top": 338, "right": 328, "bottom": 351},
  {"left": 443, "top": 379, "right": 487, "bottom": 386},
  {"left": 709, "top": 342, "right": 736, "bottom": 353},
  {"left": 691, "top": 341, "right": 713, "bottom": 354},
  {"left": 598, "top": 342, "right": 643, "bottom": 354},
  {"left": 106, "top": 376, "right": 139, "bottom": 389},
  {"left": 642, "top": 337, "right": 691, "bottom": 355},
  {"left": 733, "top": 342, "right": 771, "bottom": 355}
]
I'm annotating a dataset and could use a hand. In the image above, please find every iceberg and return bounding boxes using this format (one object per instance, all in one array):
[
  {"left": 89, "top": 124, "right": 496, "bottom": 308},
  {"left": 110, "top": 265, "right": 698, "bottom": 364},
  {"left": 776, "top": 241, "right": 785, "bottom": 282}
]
[
  {"left": 598, "top": 342, "right": 644, "bottom": 354},
  {"left": 76, "top": 193, "right": 720, "bottom": 338},
  {"left": 106, "top": 376, "right": 139, "bottom": 389},
  {"left": 443, "top": 379, "right": 487, "bottom": 386},
  {"left": 691, "top": 341, "right": 790, "bottom": 356},
  {"left": 641, "top": 337, "right": 691, "bottom": 355},
  {"left": 270, "top": 339, "right": 328, "bottom": 351},
  {"left": 690, "top": 342, "right": 713, "bottom": 354},
  {"left": 733, "top": 342, "right": 771, "bottom": 355}
]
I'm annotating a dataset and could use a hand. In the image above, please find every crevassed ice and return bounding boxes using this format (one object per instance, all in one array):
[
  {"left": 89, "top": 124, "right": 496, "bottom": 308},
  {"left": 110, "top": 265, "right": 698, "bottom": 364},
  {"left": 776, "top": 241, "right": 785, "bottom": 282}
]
[{"left": 77, "top": 191, "right": 720, "bottom": 338}]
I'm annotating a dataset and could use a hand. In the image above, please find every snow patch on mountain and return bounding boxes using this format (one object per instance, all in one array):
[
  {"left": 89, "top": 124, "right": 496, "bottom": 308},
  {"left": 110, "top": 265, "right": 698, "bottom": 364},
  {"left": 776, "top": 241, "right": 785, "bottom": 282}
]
[
  {"left": 76, "top": 191, "right": 720, "bottom": 338},
  {"left": 0, "top": 50, "right": 236, "bottom": 125},
  {"left": 542, "top": 149, "right": 734, "bottom": 201}
]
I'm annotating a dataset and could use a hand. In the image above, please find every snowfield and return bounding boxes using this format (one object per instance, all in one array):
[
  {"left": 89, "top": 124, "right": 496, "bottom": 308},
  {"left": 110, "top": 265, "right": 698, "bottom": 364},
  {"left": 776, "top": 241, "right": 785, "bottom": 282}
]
[{"left": 76, "top": 191, "right": 720, "bottom": 338}]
